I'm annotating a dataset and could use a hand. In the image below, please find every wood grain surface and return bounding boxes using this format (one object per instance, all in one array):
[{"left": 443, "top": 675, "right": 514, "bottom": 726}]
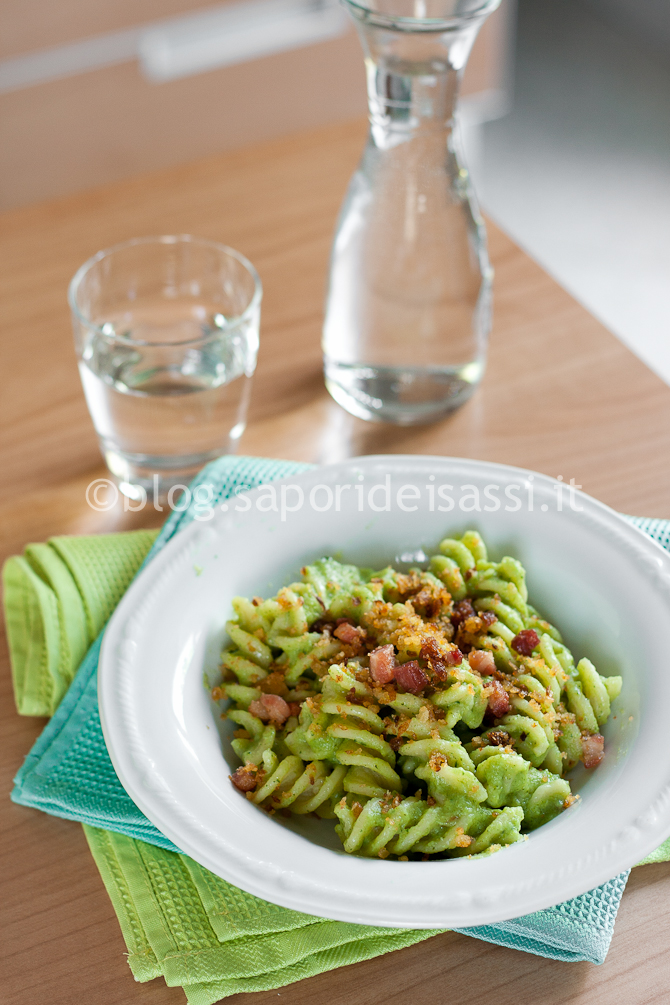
[{"left": 2, "top": 117, "right": 670, "bottom": 1005}]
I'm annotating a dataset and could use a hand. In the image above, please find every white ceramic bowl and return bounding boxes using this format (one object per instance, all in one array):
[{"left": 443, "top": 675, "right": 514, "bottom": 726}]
[{"left": 99, "top": 456, "right": 670, "bottom": 928}]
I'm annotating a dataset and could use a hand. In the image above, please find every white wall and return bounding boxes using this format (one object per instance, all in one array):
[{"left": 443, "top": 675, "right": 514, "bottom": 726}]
[{"left": 583, "top": 0, "right": 670, "bottom": 55}]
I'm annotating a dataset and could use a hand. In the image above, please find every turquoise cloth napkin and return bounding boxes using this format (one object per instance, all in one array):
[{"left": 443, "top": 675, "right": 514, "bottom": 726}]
[{"left": 15, "top": 455, "right": 668, "bottom": 965}]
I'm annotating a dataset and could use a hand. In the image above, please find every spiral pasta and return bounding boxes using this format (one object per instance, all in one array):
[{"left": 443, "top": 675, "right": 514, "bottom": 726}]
[
  {"left": 286, "top": 663, "right": 403, "bottom": 797},
  {"left": 252, "top": 752, "right": 347, "bottom": 816},
  {"left": 217, "top": 529, "right": 622, "bottom": 860},
  {"left": 334, "top": 793, "right": 523, "bottom": 857}
]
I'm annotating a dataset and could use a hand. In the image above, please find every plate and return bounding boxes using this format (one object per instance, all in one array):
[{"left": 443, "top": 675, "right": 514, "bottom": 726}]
[{"left": 99, "top": 456, "right": 670, "bottom": 927}]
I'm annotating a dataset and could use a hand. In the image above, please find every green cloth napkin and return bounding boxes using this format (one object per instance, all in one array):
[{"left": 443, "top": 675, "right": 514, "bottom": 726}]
[
  {"left": 4, "top": 530, "right": 159, "bottom": 716},
  {"left": 4, "top": 456, "right": 670, "bottom": 1002},
  {"left": 84, "top": 825, "right": 438, "bottom": 1003}
]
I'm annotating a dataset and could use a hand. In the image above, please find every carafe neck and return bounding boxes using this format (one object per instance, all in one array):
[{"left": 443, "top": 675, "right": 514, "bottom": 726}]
[
  {"left": 346, "top": 3, "right": 493, "bottom": 146},
  {"left": 366, "top": 58, "right": 464, "bottom": 143}
]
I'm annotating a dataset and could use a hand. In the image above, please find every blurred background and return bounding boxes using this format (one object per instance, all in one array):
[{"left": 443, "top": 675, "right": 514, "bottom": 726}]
[
  {"left": 476, "top": 0, "right": 670, "bottom": 389},
  {"left": 2, "top": 0, "right": 669, "bottom": 383}
]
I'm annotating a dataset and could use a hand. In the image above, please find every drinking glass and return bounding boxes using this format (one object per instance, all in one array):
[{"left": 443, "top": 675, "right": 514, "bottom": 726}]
[
  {"left": 323, "top": 0, "right": 499, "bottom": 425},
  {"left": 69, "top": 235, "right": 261, "bottom": 499}
]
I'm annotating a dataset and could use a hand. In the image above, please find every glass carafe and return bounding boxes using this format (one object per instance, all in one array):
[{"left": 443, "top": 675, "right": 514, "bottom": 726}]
[{"left": 323, "top": 0, "right": 500, "bottom": 425}]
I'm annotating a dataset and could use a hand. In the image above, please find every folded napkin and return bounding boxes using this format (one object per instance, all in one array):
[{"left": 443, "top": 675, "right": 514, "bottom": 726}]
[
  {"left": 6, "top": 456, "right": 670, "bottom": 1001},
  {"left": 4, "top": 528, "right": 159, "bottom": 716},
  {"left": 83, "top": 825, "right": 440, "bottom": 1002}
]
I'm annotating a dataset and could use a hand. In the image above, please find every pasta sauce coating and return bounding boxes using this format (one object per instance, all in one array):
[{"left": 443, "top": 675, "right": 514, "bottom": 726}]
[{"left": 216, "top": 532, "right": 623, "bottom": 860}]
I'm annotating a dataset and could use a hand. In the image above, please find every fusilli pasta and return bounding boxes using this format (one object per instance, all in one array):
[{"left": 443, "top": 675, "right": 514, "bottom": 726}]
[{"left": 213, "top": 531, "right": 622, "bottom": 859}]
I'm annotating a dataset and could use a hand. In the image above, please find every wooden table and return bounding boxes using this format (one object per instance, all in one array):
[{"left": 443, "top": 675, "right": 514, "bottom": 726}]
[{"left": 2, "top": 119, "right": 670, "bottom": 1005}]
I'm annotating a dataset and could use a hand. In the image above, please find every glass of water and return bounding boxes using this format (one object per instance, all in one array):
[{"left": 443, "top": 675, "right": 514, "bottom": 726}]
[{"left": 69, "top": 235, "right": 261, "bottom": 499}]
